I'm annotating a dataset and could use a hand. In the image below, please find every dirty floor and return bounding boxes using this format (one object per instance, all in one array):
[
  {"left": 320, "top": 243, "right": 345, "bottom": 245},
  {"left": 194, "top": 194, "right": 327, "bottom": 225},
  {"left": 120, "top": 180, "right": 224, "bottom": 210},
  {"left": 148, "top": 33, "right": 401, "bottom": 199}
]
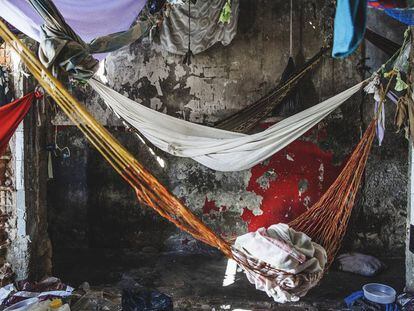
[{"left": 54, "top": 249, "right": 404, "bottom": 310}]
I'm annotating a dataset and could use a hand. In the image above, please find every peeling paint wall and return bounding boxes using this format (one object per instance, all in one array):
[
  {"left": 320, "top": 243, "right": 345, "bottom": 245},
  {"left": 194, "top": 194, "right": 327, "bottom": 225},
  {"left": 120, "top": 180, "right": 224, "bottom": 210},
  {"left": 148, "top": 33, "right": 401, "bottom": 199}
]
[{"left": 46, "top": 0, "right": 407, "bottom": 279}]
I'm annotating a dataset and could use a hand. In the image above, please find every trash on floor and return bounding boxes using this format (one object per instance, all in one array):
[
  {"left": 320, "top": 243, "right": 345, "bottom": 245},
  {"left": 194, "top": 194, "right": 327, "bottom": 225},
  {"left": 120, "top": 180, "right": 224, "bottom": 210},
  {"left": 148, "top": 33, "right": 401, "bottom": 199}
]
[{"left": 345, "top": 283, "right": 399, "bottom": 311}]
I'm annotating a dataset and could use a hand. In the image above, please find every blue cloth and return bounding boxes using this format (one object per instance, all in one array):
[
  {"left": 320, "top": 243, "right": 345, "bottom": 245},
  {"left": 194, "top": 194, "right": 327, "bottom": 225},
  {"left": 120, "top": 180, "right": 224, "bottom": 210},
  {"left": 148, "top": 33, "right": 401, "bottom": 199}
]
[
  {"left": 383, "top": 8, "right": 414, "bottom": 24},
  {"left": 332, "top": 0, "right": 368, "bottom": 58}
]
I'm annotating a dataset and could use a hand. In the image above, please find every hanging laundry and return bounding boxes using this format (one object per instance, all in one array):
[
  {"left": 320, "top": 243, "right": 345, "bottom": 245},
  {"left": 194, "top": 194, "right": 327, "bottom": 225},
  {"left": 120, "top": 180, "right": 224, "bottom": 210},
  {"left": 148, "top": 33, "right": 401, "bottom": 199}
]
[
  {"left": 0, "top": 92, "right": 38, "bottom": 156},
  {"left": 159, "top": 0, "right": 239, "bottom": 55},
  {"left": 368, "top": 0, "right": 414, "bottom": 25},
  {"left": 0, "top": 0, "right": 150, "bottom": 79},
  {"left": 332, "top": 0, "right": 368, "bottom": 58},
  {"left": 0, "top": 67, "right": 13, "bottom": 107}
]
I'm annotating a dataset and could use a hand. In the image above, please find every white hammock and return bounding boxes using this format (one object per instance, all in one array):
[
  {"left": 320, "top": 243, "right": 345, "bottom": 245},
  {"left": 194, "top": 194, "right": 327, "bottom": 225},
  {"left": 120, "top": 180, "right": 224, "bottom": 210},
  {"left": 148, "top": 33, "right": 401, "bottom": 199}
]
[{"left": 89, "top": 79, "right": 364, "bottom": 172}]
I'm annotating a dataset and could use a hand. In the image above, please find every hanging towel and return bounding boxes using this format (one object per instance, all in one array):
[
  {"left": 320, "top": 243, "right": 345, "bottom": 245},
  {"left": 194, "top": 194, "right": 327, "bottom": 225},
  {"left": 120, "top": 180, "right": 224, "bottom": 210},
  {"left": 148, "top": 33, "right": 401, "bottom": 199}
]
[
  {"left": 0, "top": 93, "right": 37, "bottom": 156},
  {"left": 332, "top": 0, "right": 368, "bottom": 58},
  {"left": 89, "top": 79, "right": 365, "bottom": 172}
]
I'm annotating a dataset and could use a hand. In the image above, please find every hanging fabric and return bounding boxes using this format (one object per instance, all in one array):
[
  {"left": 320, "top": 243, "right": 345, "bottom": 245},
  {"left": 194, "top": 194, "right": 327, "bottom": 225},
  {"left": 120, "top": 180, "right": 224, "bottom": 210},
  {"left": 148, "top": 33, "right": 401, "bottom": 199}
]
[
  {"left": 364, "top": 28, "right": 402, "bottom": 56},
  {"left": 0, "top": 92, "right": 38, "bottom": 156},
  {"left": 0, "top": 20, "right": 377, "bottom": 302},
  {"left": 332, "top": 0, "right": 368, "bottom": 58},
  {"left": 276, "top": 0, "right": 301, "bottom": 116},
  {"left": 0, "top": 0, "right": 147, "bottom": 50},
  {"left": 159, "top": 0, "right": 239, "bottom": 55},
  {"left": 215, "top": 47, "right": 328, "bottom": 133},
  {"left": 89, "top": 78, "right": 364, "bottom": 172},
  {"left": 0, "top": 67, "right": 13, "bottom": 107},
  {"left": 0, "top": 0, "right": 150, "bottom": 79},
  {"left": 368, "top": 0, "right": 414, "bottom": 25}
]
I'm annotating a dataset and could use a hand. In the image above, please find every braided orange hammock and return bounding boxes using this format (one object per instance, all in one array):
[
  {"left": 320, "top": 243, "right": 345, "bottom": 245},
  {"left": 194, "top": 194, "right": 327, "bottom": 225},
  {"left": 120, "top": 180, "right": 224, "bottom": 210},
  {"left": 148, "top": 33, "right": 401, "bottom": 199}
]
[{"left": 0, "top": 20, "right": 374, "bottom": 279}]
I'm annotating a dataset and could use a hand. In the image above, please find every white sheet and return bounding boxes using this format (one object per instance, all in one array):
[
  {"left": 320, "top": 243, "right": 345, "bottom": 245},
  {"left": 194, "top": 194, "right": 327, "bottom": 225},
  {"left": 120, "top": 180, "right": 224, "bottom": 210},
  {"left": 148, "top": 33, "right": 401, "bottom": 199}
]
[{"left": 89, "top": 79, "right": 364, "bottom": 171}]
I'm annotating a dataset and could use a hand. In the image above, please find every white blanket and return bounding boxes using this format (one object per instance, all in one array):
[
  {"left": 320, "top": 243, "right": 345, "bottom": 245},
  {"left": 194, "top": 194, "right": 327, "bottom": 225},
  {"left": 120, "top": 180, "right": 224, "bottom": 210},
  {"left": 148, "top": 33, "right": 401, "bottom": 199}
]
[
  {"left": 89, "top": 79, "right": 364, "bottom": 171},
  {"left": 234, "top": 224, "right": 327, "bottom": 303}
]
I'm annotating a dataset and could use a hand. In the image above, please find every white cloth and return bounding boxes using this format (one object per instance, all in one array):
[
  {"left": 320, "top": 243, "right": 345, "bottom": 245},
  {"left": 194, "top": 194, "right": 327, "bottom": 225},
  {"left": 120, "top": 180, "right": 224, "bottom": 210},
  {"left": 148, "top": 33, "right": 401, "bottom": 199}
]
[
  {"left": 234, "top": 224, "right": 327, "bottom": 303},
  {"left": 0, "top": 0, "right": 146, "bottom": 59},
  {"left": 89, "top": 79, "right": 364, "bottom": 171}
]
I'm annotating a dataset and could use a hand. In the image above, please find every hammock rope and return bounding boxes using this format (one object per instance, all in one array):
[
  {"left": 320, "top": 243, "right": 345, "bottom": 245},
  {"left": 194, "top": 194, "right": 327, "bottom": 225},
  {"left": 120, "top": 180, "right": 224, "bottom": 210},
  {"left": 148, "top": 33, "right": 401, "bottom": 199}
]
[
  {"left": 215, "top": 46, "right": 329, "bottom": 133},
  {"left": 0, "top": 19, "right": 376, "bottom": 283}
]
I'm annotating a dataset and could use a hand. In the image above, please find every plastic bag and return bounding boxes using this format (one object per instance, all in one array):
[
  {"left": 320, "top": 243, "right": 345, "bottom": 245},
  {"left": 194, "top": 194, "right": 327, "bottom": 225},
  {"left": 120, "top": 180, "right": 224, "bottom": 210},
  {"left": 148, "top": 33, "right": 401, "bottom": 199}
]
[
  {"left": 336, "top": 253, "right": 386, "bottom": 277},
  {"left": 122, "top": 289, "right": 173, "bottom": 311}
]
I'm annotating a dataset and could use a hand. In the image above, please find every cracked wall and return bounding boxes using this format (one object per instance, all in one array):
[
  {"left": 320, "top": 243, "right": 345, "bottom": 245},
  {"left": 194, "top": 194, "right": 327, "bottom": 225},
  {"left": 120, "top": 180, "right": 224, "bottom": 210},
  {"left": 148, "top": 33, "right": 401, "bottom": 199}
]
[{"left": 46, "top": 0, "right": 408, "bottom": 281}]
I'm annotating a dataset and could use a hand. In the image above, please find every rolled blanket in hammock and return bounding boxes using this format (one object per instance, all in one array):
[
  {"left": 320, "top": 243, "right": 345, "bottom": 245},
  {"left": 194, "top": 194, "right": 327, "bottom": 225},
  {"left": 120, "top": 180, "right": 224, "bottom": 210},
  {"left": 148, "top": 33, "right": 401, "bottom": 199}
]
[
  {"left": 89, "top": 79, "right": 365, "bottom": 172},
  {"left": 234, "top": 224, "right": 327, "bottom": 303}
]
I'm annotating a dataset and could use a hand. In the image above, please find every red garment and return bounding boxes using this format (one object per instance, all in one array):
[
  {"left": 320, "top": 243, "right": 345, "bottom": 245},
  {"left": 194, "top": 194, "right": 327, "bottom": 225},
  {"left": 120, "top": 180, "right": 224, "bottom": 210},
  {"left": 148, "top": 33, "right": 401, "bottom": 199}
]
[{"left": 0, "top": 93, "right": 36, "bottom": 156}]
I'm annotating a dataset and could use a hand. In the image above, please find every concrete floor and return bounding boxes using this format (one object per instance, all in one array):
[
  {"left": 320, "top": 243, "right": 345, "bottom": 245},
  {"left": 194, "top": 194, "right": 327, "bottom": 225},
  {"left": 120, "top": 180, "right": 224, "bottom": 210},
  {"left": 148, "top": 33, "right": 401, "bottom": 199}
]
[{"left": 54, "top": 249, "right": 405, "bottom": 310}]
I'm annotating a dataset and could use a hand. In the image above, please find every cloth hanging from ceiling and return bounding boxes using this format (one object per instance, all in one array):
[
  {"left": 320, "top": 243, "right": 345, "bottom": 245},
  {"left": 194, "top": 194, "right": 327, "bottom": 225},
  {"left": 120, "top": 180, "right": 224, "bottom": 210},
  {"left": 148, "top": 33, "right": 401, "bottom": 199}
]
[
  {"left": 0, "top": 0, "right": 147, "bottom": 50},
  {"left": 0, "top": 0, "right": 149, "bottom": 79},
  {"left": 0, "top": 93, "right": 37, "bottom": 156},
  {"left": 0, "top": 67, "right": 13, "bottom": 107},
  {"left": 159, "top": 0, "right": 239, "bottom": 55},
  {"left": 332, "top": 0, "right": 367, "bottom": 58},
  {"left": 368, "top": 0, "right": 414, "bottom": 24},
  {"left": 234, "top": 223, "right": 327, "bottom": 303},
  {"left": 89, "top": 79, "right": 364, "bottom": 172}
]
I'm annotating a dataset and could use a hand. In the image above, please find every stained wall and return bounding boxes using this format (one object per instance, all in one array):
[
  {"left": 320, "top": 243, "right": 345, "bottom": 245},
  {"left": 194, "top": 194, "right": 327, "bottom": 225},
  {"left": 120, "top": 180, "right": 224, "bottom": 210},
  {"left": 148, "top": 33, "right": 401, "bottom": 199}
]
[{"left": 44, "top": 0, "right": 408, "bottom": 281}]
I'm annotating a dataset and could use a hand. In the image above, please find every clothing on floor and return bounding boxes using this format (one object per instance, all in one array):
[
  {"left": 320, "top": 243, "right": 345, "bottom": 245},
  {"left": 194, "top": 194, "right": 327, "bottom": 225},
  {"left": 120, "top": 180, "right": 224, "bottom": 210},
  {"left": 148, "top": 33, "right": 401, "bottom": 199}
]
[
  {"left": 336, "top": 253, "right": 386, "bottom": 277},
  {"left": 159, "top": 0, "right": 239, "bottom": 55},
  {"left": 332, "top": 0, "right": 367, "bottom": 58},
  {"left": 234, "top": 224, "right": 327, "bottom": 303}
]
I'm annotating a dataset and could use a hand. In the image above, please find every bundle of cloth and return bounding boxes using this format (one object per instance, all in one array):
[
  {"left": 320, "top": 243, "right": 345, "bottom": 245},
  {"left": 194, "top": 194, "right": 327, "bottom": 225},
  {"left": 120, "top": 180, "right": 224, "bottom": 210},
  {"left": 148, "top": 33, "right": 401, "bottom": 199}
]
[
  {"left": 160, "top": 0, "right": 239, "bottom": 55},
  {"left": 0, "top": 0, "right": 151, "bottom": 80},
  {"left": 234, "top": 224, "right": 327, "bottom": 303}
]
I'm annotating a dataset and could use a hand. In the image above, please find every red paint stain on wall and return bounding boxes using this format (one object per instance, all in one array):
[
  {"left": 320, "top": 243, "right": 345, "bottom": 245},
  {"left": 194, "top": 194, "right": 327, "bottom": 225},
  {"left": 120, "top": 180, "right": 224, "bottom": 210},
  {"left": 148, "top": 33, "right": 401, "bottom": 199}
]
[
  {"left": 242, "top": 139, "right": 341, "bottom": 232},
  {"left": 203, "top": 198, "right": 220, "bottom": 214}
]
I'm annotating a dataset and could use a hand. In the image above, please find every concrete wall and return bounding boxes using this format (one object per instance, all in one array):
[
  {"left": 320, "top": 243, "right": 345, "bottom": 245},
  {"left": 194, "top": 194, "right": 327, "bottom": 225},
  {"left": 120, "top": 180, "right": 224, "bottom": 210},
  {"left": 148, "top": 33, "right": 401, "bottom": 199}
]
[{"left": 45, "top": 0, "right": 408, "bottom": 280}]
